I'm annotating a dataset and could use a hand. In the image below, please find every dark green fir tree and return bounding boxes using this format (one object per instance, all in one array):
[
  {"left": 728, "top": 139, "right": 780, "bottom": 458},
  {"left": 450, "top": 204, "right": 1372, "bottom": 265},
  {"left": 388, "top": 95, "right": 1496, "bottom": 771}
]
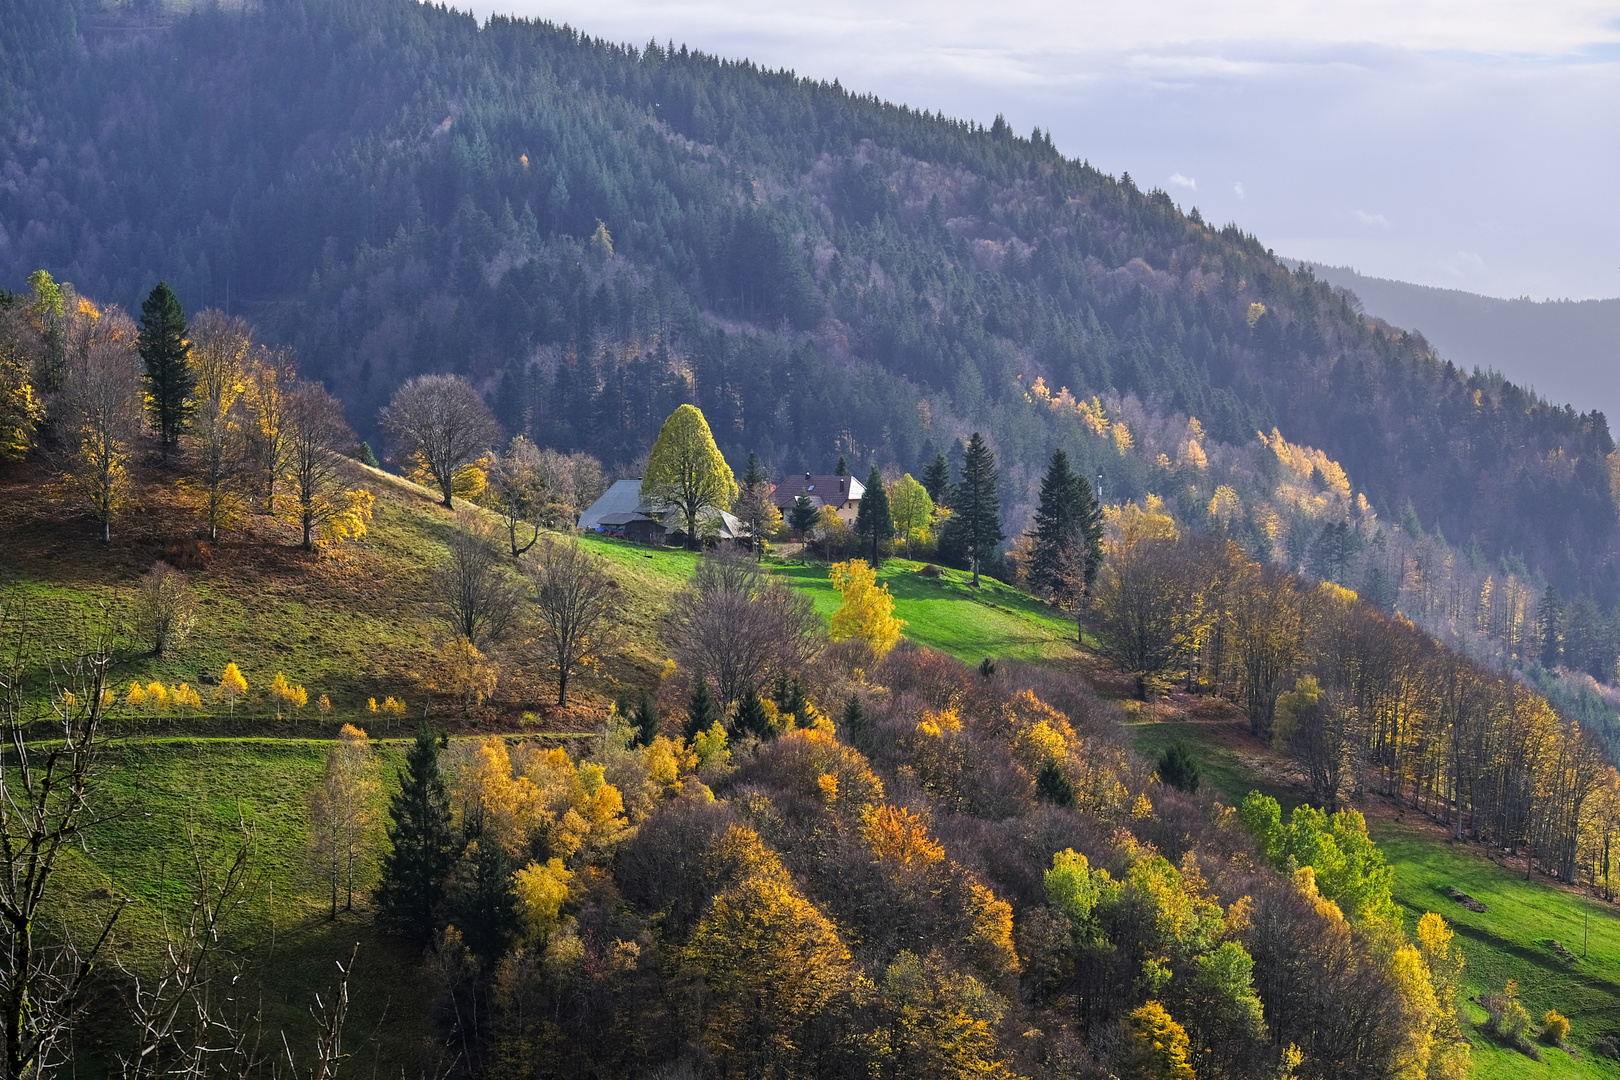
[
  {"left": 834, "top": 455, "right": 849, "bottom": 476},
  {"left": 854, "top": 465, "right": 893, "bottom": 566},
  {"left": 1029, "top": 449, "right": 1086, "bottom": 598},
  {"left": 375, "top": 726, "right": 457, "bottom": 944},
  {"left": 921, "top": 453, "right": 952, "bottom": 507},
  {"left": 790, "top": 493, "right": 820, "bottom": 540},
  {"left": 685, "top": 678, "right": 721, "bottom": 739},
  {"left": 942, "top": 432, "right": 1002, "bottom": 586},
  {"left": 733, "top": 687, "right": 771, "bottom": 740},
  {"left": 137, "top": 281, "right": 194, "bottom": 458}
]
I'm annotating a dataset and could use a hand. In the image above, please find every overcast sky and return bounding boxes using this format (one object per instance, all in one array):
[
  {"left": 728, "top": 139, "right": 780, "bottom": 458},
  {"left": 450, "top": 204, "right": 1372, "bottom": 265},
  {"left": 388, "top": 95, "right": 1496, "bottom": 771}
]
[{"left": 454, "top": 0, "right": 1620, "bottom": 302}]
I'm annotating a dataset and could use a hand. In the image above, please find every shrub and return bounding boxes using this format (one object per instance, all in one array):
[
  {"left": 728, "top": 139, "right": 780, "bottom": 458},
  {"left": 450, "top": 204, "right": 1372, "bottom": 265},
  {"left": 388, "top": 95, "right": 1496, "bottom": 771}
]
[
  {"left": 1480, "top": 981, "right": 1539, "bottom": 1058},
  {"left": 1592, "top": 1035, "right": 1619, "bottom": 1059},
  {"left": 1156, "top": 740, "right": 1200, "bottom": 792},
  {"left": 1543, "top": 1010, "right": 1570, "bottom": 1045}
]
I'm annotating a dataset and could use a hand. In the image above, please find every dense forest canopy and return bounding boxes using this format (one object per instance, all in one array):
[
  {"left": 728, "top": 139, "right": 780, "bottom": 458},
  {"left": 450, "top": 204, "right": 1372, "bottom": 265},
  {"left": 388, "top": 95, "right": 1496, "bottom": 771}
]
[{"left": 2, "top": 0, "right": 1616, "bottom": 603}]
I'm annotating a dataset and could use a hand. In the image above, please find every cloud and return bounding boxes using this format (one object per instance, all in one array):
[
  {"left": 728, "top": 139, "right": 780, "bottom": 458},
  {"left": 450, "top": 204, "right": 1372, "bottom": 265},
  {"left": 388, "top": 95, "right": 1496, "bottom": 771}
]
[
  {"left": 1440, "top": 250, "right": 1488, "bottom": 277},
  {"left": 1168, "top": 173, "right": 1197, "bottom": 189},
  {"left": 1356, "top": 210, "right": 1390, "bottom": 226},
  {"left": 1233, "top": 182, "right": 1246, "bottom": 199}
]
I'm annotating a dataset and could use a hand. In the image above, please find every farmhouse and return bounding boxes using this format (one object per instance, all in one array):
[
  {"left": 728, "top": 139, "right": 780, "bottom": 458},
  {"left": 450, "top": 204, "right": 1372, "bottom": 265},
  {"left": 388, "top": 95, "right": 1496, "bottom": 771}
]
[
  {"left": 770, "top": 472, "right": 865, "bottom": 523},
  {"left": 578, "top": 479, "right": 743, "bottom": 545}
]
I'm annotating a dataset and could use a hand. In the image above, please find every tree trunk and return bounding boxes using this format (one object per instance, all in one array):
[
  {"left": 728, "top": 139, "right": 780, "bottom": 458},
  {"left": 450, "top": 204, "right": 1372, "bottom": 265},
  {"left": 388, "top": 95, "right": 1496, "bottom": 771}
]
[{"left": 557, "top": 666, "right": 569, "bottom": 707}]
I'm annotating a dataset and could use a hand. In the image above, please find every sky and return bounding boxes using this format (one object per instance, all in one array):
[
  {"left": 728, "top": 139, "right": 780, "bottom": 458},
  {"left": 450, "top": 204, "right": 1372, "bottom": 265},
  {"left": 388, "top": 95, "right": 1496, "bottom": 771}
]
[{"left": 454, "top": 0, "right": 1620, "bottom": 302}]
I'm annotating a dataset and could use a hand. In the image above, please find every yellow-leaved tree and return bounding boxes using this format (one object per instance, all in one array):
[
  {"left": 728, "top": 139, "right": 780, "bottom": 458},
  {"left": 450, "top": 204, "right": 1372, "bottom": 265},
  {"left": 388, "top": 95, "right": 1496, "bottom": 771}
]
[
  {"left": 1121, "top": 1000, "right": 1196, "bottom": 1080},
  {"left": 640, "top": 404, "right": 737, "bottom": 549},
  {"left": 828, "top": 559, "right": 903, "bottom": 657},
  {"left": 308, "top": 723, "right": 380, "bottom": 917},
  {"left": 216, "top": 662, "right": 248, "bottom": 716},
  {"left": 269, "top": 672, "right": 308, "bottom": 721}
]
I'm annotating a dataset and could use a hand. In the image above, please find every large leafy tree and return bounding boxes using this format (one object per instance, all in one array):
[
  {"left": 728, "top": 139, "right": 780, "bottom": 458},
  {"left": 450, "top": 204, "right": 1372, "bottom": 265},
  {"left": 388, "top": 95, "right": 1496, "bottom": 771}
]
[
  {"left": 887, "top": 473, "right": 934, "bottom": 558},
  {"left": 381, "top": 374, "right": 501, "bottom": 508},
  {"left": 136, "top": 281, "right": 193, "bottom": 458},
  {"left": 854, "top": 465, "right": 893, "bottom": 566},
  {"left": 641, "top": 404, "right": 737, "bottom": 550},
  {"left": 942, "top": 433, "right": 1002, "bottom": 586},
  {"left": 376, "top": 726, "right": 457, "bottom": 944}
]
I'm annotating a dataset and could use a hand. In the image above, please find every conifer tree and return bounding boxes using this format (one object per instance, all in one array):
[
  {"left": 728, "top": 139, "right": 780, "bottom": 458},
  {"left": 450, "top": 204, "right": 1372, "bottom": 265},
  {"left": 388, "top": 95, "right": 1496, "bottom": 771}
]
[
  {"left": 841, "top": 693, "right": 870, "bottom": 749},
  {"left": 789, "top": 494, "right": 819, "bottom": 541},
  {"left": 1028, "top": 449, "right": 1103, "bottom": 598},
  {"left": 685, "top": 678, "right": 721, "bottom": 740},
  {"left": 137, "top": 281, "right": 194, "bottom": 458},
  {"left": 733, "top": 687, "right": 771, "bottom": 740},
  {"left": 854, "top": 466, "right": 893, "bottom": 565},
  {"left": 943, "top": 433, "right": 1002, "bottom": 586},
  {"left": 921, "top": 453, "right": 951, "bottom": 507},
  {"left": 376, "top": 726, "right": 457, "bottom": 944},
  {"left": 834, "top": 455, "right": 849, "bottom": 476}
]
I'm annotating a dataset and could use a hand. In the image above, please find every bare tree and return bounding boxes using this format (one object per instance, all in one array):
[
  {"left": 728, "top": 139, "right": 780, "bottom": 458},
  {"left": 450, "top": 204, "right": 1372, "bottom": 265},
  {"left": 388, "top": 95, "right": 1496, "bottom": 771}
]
[
  {"left": 663, "top": 548, "right": 824, "bottom": 708},
  {"left": 380, "top": 375, "right": 501, "bottom": 508},
  {"left": 309, "top": 724, "right": 380, "bottom": 918},
  {"left": 132, "top": 561, "right": 199, "bottom": 657},
  {"left": 0, "top": 596, "right": 124, "bottom": 1079},
  {"left": 184, "top": 310, "right": 253, "bottom": 540},
  {"left": 54, "top": 306, "right": 144, "bottom": 542},
  {"left": 534, "top": 448, "right": 606, "bottom": 527},
  {"left": 482, "top": 436, "right": 549, "bottom": 557},
  {"left": 241, "top": 347, "right": 296, "bottom": 517},
  {"left": 431, "top": 516, "right": 524, "bottom": 647},
  {"left": 284, "top": 380, "right": 369, "bottom": 551},
  {"left": 527, "top": 537, "right": 618, "bottom": 707}
]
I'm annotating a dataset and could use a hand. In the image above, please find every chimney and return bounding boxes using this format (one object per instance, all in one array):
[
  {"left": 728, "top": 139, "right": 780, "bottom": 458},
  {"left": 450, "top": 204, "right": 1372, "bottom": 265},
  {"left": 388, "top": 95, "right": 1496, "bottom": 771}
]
[{"left": 805, "top": 472, "right": 812, "bottom": 482}]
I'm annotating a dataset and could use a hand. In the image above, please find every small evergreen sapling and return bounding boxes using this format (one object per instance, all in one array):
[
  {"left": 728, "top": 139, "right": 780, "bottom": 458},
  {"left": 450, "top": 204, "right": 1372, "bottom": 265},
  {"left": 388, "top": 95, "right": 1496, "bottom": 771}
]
[{"left": 685, "top": 679, "right": 721, "bottom": 740}]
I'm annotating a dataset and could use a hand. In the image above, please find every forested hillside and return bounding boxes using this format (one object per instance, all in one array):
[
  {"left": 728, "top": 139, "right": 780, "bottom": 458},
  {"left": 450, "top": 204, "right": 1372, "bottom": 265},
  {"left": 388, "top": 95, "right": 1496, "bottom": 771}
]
[{"left": 3, "top": 0, "right": 1617, "bottom": 607}]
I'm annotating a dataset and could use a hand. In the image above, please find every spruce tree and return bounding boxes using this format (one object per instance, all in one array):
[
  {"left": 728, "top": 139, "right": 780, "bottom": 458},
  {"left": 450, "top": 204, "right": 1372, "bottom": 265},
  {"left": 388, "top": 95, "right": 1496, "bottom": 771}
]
[
  {"left": 789, "top": 494, "right": 820, "bottom": 540},
  {"left": 633, "top": 690, "right": 660, "bottom": 746},
  {"left": 854, "top": 465, "right": 893, "bottom": 565},
  {"left": 375, "top": 726, "right": 457, "bottom": 944},
  {"left": 742, "top": 451, "right": 765, "bottom": 490},
  {"left": 834, "top": 455, "right": 849, "bottom": 476},
  {"left": 449, "top": 838, "right": 517, "bottom": 960},
  {"left": 684, "top": 678, "right": 720, "bottom": 739},
  {"left": 943, "top": 432, "right": 1003, "bottom": 586},
  {"left": 733, "top": 687, "right": 771, "bottom": 740},
  {"left": 922, "top": 453, "right": 952, "bottom": 507},
  {"left": 137, "top": 281, "right": 194, "bottom": 457},
  {"left": 841, "top": 693, "right": 869, "bottom": 749},
  {"left": 1029, "top": 449, "right": 1103, "bottom": 599}
]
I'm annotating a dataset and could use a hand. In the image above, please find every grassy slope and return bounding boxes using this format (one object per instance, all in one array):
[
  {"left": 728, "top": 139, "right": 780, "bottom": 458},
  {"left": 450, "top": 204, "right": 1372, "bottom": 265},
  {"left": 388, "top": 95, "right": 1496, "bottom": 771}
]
[
  {"left": 1127, "top": 717, "right": 1620, "bottom": 1074},
  {"left": 17, "top": 458, "right": 1620, "bottom": 1076}
]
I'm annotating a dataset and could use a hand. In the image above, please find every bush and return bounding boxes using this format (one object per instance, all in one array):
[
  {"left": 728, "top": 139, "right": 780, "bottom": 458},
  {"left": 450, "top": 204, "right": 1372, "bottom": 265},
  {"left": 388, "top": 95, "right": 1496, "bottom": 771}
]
[
  {"left": 1591, "top": 1035, "right": 1619, "bottom": 1059},
  {"left": 1543, "top": 1010, "right": 1570, "bottom": 1045},
  {"left": 1156, "top": 740, "right": 1200, "bottom": 793},
  {"left": 1480, "top": 981, "right": 1539, "bottom": 1058}
]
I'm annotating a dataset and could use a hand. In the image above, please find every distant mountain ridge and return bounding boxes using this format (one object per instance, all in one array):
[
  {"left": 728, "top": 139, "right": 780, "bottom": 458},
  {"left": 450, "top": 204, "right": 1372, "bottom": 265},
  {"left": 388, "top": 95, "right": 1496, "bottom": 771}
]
[{"left": 1302, "top": 263, "right": 1620, "bottom": 423}]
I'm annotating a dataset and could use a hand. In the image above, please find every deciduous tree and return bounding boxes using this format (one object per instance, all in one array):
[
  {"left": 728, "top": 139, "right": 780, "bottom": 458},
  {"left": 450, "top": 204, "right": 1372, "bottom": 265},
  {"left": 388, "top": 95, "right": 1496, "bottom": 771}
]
[
  {"left": 309, "top": 723, "right": 380, "bottom": 917},
  {"left": 641, "top": 404, "right": 737, "bottom": 549},
  {"left": 55, "top": 305, "right": 143, "bottom": 541},
  {"left": 381, "top": 374, "right": 501, "bottom": 508},
  {"left": 182, "top": 310, "right": 252, "bottom": 540},
  {"left": 527, "top": 536, "right": 618, "bottom": 706},
  {"left": 887, "top": 473, "right": 934, "bottom": 559},
  {"left": 432, "top": 517, "right": 523, "bottom": 648},
  {"left": 482, "top": 435, "right": 549, "bottom": 557},
  {"left": 283, "top": 379, "right": 372, "bottom": 551},
  {"left": 829, "top": 559, "right": 904, "bottom": 657},
  {"left": 132, "top": 561, "right": 198, "bottom": 657}
]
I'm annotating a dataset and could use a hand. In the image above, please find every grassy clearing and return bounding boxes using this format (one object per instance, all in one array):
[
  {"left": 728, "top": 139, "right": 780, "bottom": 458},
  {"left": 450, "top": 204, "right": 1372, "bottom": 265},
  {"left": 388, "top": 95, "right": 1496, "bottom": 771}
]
[{"left": 54, "top": 737, "right": 429, "bottom": 1076}]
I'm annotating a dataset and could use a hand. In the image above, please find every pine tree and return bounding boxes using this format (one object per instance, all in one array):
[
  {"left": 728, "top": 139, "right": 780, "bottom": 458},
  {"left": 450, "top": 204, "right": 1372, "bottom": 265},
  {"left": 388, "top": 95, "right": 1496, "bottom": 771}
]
[
  {"left": 137, "top": 281, "right": 194, "bottom": 458},
  {"left": 921, "top": 453, "right": 952, "bottom": 507},
  {"left": 375, "top": 726, "right": 457, "bottom": 944},
  {"left": 685, "top": 678, "right": 721, "bottom": 740},
  {"left": 742, "top": 451, "right": 765, "bottom": 490},
  {"left": 1029, "top": 449, "right": 1082, "bottom": 597},
  {"left": 854, "top": 465, "right": 894, "bottom": 565},
  {"left": 834, "top": 455, "right": 849, "bottom": 476},
  {"left": 943, "top": 433, "right": 1003, "bottom": 586},
  {"left": 841, "top": 693, "right": 869, "bottom": 749}
]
